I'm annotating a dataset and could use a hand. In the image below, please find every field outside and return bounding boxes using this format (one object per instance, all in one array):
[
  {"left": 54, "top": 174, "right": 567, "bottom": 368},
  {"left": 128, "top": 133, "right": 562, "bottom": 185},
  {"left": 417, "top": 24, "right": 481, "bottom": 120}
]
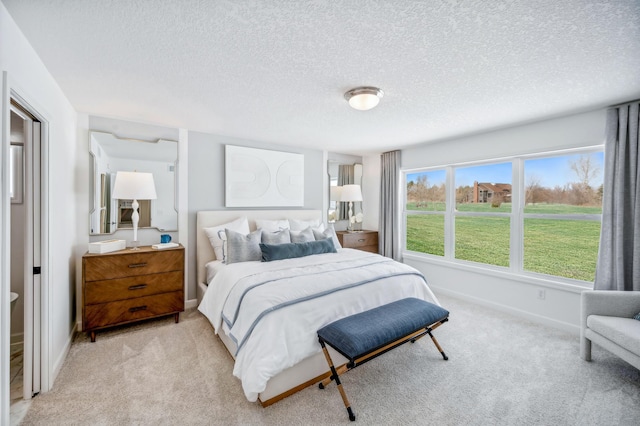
[{"left": 406, "top": 204, "right": 601, "bottom": 281}]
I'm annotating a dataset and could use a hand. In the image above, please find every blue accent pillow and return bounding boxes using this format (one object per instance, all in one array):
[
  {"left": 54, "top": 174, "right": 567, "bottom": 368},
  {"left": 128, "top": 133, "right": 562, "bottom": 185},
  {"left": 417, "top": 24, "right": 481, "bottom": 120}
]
[
  {"left": 634, "top": 312, "right": 640, "bottom": 321},
  {"left": 260, "top": 238, "right": 337, "bottom": 262}
]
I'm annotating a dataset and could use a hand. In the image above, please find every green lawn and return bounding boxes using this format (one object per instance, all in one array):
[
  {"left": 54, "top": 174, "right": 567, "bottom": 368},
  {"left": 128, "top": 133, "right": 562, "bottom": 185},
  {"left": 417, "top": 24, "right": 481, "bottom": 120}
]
[
  {"left": 407, "top": 202, "right": 601, "bottom": 215},
  {"left": 406, "top": 212, "right": 600, "bottom": 282}
]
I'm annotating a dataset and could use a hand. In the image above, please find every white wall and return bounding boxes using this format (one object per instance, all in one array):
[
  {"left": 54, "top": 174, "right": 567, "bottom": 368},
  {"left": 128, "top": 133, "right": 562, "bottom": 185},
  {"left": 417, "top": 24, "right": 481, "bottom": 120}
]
[
  {"left": 187, "top": 130, "right": 325, "bottom": 301},
  {"left": 400, "top": 110, "right": 607, "bottom": 334},
  {"left": 362, "top": 154, "right": 381, "bottom": 232},
  {"left": 1, "top": 3, "right": 79, "bottom": 421}
]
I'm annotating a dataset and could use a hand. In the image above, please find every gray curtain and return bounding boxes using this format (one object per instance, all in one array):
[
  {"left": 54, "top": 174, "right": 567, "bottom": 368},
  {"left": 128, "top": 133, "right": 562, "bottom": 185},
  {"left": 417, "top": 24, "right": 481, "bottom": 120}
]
[
  {"left": 594, "top": 102, "right": 640, "bottom": 291},
  {"left": 379, "top": 150, "right": 401, "bottom": 260},
  {"left": 337, "top": 164, "right": 354, "bottom": 220}
]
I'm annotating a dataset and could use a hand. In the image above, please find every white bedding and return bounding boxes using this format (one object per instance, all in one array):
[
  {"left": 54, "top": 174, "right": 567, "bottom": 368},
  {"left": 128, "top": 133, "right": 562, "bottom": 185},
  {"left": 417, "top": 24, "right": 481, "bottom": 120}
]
[{"left": 198, "top": 248, "right": 439, "bottom": 402}]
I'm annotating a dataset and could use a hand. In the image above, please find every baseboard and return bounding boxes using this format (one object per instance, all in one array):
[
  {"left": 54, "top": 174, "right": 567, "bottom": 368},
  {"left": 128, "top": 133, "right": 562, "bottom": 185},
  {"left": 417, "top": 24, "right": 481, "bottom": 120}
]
[
  {"left": 433, "top": 287, "right": 580, "bottom": 336},
  {"left": 185, "top": 298, "right": 198, "bottom": 309},
  {"left": 50, "top": 321, "right": 77, "bottom": 392}
]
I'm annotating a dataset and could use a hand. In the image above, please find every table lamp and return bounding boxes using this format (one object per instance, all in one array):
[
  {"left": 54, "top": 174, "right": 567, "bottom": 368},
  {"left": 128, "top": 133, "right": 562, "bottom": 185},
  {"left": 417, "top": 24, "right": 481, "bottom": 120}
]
[
  {"left": 111, "top": 171, "right": 157, "bottom": 249},
  {"left": 340, "top": 184, "right": 363, "bottom": 232}
]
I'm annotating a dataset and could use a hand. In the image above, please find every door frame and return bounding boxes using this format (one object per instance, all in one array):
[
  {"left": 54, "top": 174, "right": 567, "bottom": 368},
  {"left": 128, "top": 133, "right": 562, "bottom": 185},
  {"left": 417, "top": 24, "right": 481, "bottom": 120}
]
[{"left": 1, "top": 72, "right": 50, "bottom": 423}]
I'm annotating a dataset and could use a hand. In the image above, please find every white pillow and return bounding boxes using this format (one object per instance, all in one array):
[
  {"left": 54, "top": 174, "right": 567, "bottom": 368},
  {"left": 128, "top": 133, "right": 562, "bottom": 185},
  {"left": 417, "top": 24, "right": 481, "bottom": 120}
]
[
  {"left": 203, "top": 216, "right": 250, "bottom": 261},
  {"left": 313, "top": 223, "right": 342, "bottom": 249},
  {"left": 262, "top": 228, "right": 291, "bottom": 245},
  {"left": 290, "top": 227, "right": 315, "bottom": 243},
  {"left": 289, "top": 218, "right": 322, "bottom": 231},
  {"left": 255, "top": 219, "right": 290, "bottom": 232}
]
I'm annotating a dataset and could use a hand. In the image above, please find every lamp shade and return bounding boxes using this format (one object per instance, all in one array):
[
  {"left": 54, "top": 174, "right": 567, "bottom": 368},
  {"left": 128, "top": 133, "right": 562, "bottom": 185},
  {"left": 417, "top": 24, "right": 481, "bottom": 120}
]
[
  {"left": 340, "top": 184, "right": 363, "bottom": 202},
  {"left": 111, "top": 171, "right": 157, "bottom": 200},
  {"left": 330, "top": 185, "right": 343, "bottom": 201}
]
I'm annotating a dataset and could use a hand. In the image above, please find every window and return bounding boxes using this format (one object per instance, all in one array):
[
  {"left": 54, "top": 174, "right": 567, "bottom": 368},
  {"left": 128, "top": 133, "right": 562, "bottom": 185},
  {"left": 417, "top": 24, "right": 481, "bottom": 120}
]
[
  {"left": 454, "top": 163, "right": 511, "bottom": 267},
  {"left": 405, "top": 169, "right": 445, "bottom": 256},
  {"left": 403, "top": 149, "right": 603, "bottom": 283},
  {"left": 523, "top": 153, "right": 603, "bottom": 281}
]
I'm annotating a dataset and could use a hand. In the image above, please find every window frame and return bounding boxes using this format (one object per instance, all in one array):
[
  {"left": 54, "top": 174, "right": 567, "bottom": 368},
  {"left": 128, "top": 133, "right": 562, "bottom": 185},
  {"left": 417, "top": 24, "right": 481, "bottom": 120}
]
[{"left": 402, "top": 146, "right": 604, "bottom": 286}]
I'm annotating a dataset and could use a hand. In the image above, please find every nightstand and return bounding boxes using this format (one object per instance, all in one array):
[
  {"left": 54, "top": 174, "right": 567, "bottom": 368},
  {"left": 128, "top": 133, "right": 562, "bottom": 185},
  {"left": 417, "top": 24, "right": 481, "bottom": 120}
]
[
  {"left": 336, "top": 230, "right": 379, "bottom": 254},
  {"left": 82, "top": 245, "right": 185, "bottom": 342}
]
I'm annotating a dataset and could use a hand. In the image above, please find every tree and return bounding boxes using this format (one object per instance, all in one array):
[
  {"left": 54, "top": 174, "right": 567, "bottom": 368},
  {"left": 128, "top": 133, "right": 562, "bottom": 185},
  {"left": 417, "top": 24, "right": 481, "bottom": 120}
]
[
  {"left": 568, "top": 154, "right": 601, "bottom": 205},
  {"left": 570, "top": 154, "right": 600, "bottom": 187},
  {"left": 525, "top": 175, "right": 543, "bottom": 205}
]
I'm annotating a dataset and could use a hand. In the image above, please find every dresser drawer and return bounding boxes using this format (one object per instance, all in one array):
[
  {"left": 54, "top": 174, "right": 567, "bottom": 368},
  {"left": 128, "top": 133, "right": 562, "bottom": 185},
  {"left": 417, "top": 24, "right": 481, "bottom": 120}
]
[
  {"left": 84, "top": 291, "right": 184, "bottom": 330},
  {"left": 84, "top": 271, "right": 183, "bottom": 305},
  {"left": 83, "top": 249, "right": 184, "bottom": 281},
  {"left": 340, "top": 232, "right": 378, "bottom": 248}
]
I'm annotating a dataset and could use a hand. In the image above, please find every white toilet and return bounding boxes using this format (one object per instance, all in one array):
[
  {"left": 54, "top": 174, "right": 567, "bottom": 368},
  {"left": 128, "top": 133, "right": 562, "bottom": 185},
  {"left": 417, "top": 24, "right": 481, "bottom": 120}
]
[{"left": 10, "top": 292, "right": 19, "bottom": 315}]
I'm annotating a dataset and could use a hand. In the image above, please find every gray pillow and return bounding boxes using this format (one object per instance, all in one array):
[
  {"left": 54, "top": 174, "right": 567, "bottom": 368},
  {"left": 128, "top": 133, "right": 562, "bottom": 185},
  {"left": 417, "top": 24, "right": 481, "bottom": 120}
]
[
  {"left": 225, "top": 228, "right": 263, "bottom": 264},
  {"left": 313, "top": 225, "right": 342, "bottom": 249},
  {"left": 290, "top": 227, "right": 315, "bottom": 243},
  {"left": 260, "top": 238, "right": 337, "bottom": 262},
  {"left": 262, "top": 228, "right": 291, "bottom": 245}
]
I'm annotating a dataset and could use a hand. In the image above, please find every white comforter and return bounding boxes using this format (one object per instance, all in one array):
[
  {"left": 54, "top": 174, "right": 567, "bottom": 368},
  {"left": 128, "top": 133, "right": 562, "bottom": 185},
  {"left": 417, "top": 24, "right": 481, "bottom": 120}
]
[{"left": 198, "top": 248, "right": 438, "bottom": 402}]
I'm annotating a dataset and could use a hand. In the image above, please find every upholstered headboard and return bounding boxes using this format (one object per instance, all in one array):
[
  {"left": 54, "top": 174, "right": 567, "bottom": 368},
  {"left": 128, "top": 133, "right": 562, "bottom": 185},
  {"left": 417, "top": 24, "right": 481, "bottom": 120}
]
[{"left": 196, "top": 210, "right": 322, "bottom": 300}]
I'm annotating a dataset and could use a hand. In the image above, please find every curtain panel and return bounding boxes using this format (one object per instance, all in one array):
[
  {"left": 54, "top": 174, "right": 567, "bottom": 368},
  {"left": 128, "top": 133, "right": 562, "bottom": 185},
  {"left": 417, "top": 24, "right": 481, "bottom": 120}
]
[
  {"left": 594, "top": 102, "right": 640, "bottom": 291},
  {"left": 379, "top": 150, "right": 401, "bottom": 260}
]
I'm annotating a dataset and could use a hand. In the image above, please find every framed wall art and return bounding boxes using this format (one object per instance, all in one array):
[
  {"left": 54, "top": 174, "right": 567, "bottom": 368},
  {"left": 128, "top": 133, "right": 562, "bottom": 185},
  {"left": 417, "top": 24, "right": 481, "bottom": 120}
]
[{"left": 225, "top": 145, "right": 304, "bottom": 207}]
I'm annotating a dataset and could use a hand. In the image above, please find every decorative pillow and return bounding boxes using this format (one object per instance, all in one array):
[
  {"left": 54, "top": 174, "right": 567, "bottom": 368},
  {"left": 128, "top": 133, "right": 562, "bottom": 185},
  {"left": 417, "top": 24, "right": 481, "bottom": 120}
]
[
  {"left": 289, "top": 218, "right": 321, "bottom": 231},
  {"left": 290, "top": 227, "right": 315, "bottom": 243},
  {"left": 634, "top": 312, "right": 640, "bottom": 321},
  {"left": 203, "top": 217, "right": 250, "bottom": 261},
  {"left": 260, "top": 238, "right": 337, "bottom": 262},
  {"left": 313, "top": 224, "right": 342, "bottom": 249},
  {"left": 255, "top": 219, "right": 290, "bottom": 232},
  {"left": 262, "top": 228, "right": 291, "bottom": 245},
  {"left": 225, "top": 228, "right": 263, "bottom": 264}
]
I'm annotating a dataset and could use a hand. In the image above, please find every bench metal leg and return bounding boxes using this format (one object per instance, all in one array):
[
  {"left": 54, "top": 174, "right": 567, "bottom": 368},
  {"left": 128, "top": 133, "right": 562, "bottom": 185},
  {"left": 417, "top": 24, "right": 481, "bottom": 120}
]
[
  {"left": 319, "top": 364, "right": 347, "bottom": 389},
  {"left": 410, "top": 320, "right": 449, "bottom": 360},
  {"left": 428, "top": 331, "right": 448, "bottom": 360},
  {"left": 320, "top": 341, "right": 356, "bottom": 421}
]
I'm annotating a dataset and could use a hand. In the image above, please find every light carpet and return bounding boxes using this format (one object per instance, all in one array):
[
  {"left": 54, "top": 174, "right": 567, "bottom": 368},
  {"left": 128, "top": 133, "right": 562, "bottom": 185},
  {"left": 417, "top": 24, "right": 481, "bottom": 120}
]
[{"left": 18, "top": 294, "right": 640, "bottom": 425}]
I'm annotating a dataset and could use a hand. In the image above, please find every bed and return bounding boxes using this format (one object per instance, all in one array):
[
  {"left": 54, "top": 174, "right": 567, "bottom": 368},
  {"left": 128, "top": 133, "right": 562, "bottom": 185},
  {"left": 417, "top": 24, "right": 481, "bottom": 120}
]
[{"left": 196, "top": 210, "right": 440, "bottom": 406}]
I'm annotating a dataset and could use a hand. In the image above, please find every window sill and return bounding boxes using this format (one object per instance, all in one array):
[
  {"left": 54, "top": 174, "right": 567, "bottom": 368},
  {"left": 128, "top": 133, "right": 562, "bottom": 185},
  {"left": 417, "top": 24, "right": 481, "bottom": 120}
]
[{"left": 402, "top": 251, "right": 591, "bottom": 294}]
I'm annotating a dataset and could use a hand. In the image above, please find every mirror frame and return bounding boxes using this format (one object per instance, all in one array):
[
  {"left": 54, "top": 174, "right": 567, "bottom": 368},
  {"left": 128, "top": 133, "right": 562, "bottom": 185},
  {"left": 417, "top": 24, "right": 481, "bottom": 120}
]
[{"left": 89, "top": 131, "right": 178, "bottom": 235}]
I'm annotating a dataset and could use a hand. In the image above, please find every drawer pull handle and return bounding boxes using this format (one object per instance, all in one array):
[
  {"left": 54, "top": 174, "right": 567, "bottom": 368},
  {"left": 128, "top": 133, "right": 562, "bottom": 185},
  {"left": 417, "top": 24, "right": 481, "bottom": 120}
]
[
  {"left": 358, "top": 239, "right": 366, "bottom": 242},
  {"left": 128, "top": 284, "right": 147, "bottom": 291},
  {"left": 129, "top": 305, "right": 147, "bottom": 313},
  {"left": 128, "top": 263, "right": 148, "bottom": 268}
]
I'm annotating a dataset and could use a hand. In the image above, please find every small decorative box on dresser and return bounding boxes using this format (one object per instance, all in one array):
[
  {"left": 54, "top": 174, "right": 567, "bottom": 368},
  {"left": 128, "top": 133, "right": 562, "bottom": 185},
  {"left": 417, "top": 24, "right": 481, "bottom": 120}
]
[
  {"left": 336, "top": 230, "right": 379, "bottom": 254},
  {"left": 82, "top": 245, "right": 185, "bottom": 342}
]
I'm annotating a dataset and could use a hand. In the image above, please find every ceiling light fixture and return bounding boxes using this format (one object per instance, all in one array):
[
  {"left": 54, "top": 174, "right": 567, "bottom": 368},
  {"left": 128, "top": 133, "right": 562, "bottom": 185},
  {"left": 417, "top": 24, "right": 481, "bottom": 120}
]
[{"left": 344, "top": 87, "right": 384, "bottom": 111}]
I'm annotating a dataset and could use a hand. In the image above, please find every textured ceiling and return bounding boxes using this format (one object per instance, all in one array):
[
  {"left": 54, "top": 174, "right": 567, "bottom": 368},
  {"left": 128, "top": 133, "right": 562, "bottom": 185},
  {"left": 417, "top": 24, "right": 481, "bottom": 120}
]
[{"left": 3, "top": 0, "right": 640, "bottom": 154}]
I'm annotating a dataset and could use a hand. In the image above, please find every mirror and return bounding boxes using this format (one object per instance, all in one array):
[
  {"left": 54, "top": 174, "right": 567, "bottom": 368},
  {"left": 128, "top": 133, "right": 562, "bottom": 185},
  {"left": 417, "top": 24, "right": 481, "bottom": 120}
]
[
  {"left": 327, "top": 161, "right": 362, "bottom": 223},
  {"left": 89, "top": 131, "right": 178, "bottom": 235}
]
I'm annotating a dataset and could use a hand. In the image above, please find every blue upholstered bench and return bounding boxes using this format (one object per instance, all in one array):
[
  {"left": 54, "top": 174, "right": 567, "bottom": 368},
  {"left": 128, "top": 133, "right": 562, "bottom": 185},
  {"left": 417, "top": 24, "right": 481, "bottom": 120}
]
[{"left": 317, "top": 297, "right": 449, "bottom": 421}]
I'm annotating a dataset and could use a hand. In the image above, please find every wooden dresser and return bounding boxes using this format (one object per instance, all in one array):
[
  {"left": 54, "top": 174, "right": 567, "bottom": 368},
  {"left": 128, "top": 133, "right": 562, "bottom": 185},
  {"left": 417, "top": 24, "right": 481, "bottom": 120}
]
[
  {"left": 82, "top": 245, "right": 185, "bottom": 342},
  {"left": 336, "top": 230, "right": 379, "bottom": 254}
]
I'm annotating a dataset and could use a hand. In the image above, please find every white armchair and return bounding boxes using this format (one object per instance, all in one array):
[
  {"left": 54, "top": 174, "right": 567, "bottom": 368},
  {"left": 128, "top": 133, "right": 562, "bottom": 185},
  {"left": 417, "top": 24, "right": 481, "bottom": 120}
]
[{"left": 580, "top": 290, "right": 640, "bottom": 369}]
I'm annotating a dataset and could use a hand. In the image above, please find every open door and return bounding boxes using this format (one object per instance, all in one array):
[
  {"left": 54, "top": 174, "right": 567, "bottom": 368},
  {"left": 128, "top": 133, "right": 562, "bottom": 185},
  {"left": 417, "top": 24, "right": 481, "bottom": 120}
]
[{"left": 10, "top": 101, "right": 42, "bottom": 400}]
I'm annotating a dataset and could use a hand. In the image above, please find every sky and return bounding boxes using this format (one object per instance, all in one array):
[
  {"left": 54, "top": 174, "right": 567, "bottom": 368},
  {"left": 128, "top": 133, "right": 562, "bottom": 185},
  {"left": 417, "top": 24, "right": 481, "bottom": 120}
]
[{"left": 407, "top": 152, "right": 604, "bottom": 189}]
